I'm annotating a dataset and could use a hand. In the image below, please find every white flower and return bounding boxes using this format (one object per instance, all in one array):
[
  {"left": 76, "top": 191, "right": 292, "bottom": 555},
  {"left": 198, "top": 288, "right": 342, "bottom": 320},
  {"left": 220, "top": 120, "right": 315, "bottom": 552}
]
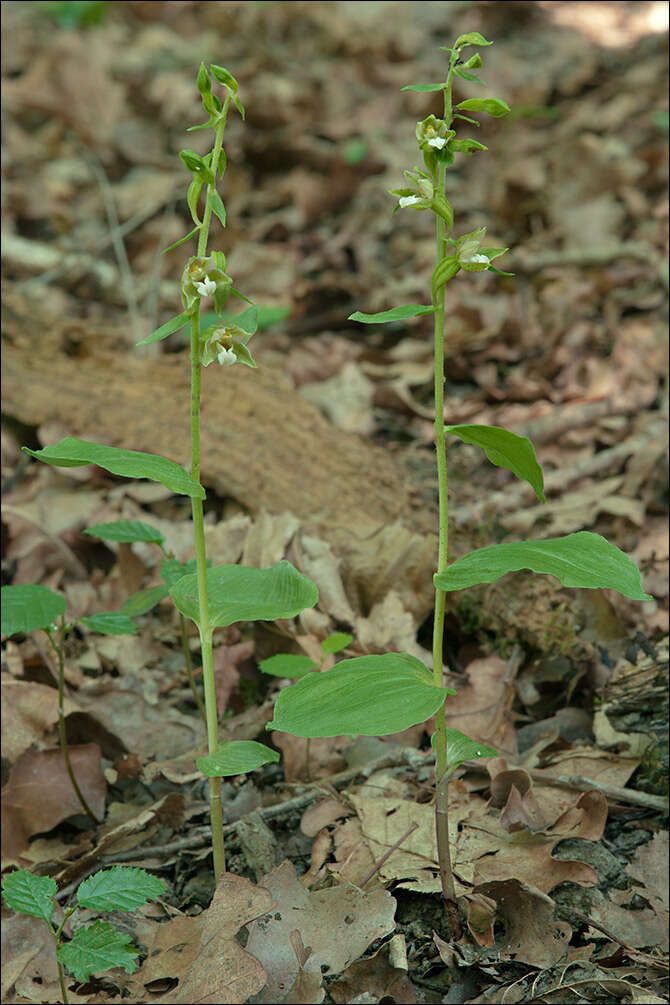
[
  {"left": 217, "top": 346, "right": 237, "bottom": 366},
  {"left": 194, "top": 276, "right": 217, "bottom": 297},
  {"left": 398, "top": 195, "right": 421, "bottom": 208},
  {"left": 427, "top": 136, "right": 447, "bottom": 149},
  {"left": 462, "top": 253, "right": 490, "bottom": 264}
]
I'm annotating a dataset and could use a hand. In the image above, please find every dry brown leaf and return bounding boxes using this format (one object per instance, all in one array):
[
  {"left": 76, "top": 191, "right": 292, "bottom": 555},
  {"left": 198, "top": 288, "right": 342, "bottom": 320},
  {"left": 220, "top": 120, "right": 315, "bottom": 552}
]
[
  {"left": 473, "top": 878, "right": 572, "bottom": 968},
  {"left": 329, "top": 939, "right": 417, "bottom": 1004},
  {"left": 443, "top": 655, "right": 518, "bottom": 758},
  {"left": 245, "top": 859, "right": 396, "bottom": 1004},
  {"left": 1, "top": 745, "right": 106, "bottom": 863},
  {"left": 272, "top": 731, "right": 349, "bottom": 783},
  {"left": 1, "top": 678, "right": 79, "bottom": 764},
  {"left": 300, "top": 798, "right": 350, "bottom": 837}
]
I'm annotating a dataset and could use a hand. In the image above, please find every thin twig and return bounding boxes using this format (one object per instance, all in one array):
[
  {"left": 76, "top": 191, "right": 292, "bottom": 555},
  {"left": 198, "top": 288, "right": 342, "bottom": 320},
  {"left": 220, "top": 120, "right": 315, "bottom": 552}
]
[{"left": 359, "top": 822, "right": 419, "bottom": 887}]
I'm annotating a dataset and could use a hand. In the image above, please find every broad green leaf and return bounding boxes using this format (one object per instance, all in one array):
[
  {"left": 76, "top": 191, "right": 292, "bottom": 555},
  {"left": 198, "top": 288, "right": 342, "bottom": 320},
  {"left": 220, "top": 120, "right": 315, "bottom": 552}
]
[
  {"left": 445, "top": 425, "right": 545, "bottom": 501},
  {"left": 136, "top": 309, "right": 191, "bottom": 346},
  {"left": 434, "top": 532, "right": 652, "bottom": 602},
  {"left": 436, "top": 729, "right": 497, "bottom": 774},
  {"left": 268, "top": 653, "right": 453, "bottom": 738},
  {"left": 169, "top": 560, "right": 319, "bottom": 632},
  {"left": 77, "top": 867, "right": 165, "bottom": 912},
  {"left": 259, "top": 653, "right": 316, "bottom": 678},
  {"left": 455, "top": 98, "right": 511, "bottom": 118},
  {"left": 320, "top": 632, "right": 354, "bottom": 655},
  {"left": 161, "top": 226, "right": 200, "bottom": 254},
  {"left": 207, "top": 189, "right": 226, "bottom": 228},
  {"left": 197, "top": 740, "right": 280, "bottom": 777},
  {"left": 79, "top": 613, "right": 138, "bottom": 635},
  {"left": 121, "top": 585, "right": 169, "bottom": 618},
  {"left": 401, "top": 83, "right": 447, "bottom": 93},
  {"left": 84, "top": 520, "right": 165, "bottom": 546},
  {"left": 160, "top": 558, "right": 200, "bottom": 589},
  {"left": 23, "top": 438, "right": 205, "bottom": 500},
  {"left": 1, "top": 584, "right": 66, "bottom": 635},
  {"left": 453, "top": 31, "right": 493, "bottom": 49},
  {"left": 58, "top": 922, "right": 139, "bottom": 982},
  {"left": 2, "top": 870, "right": 56, "bottom": 922},
  {"left": 348, "top": 304, "right": 434, "bottom": 324}
]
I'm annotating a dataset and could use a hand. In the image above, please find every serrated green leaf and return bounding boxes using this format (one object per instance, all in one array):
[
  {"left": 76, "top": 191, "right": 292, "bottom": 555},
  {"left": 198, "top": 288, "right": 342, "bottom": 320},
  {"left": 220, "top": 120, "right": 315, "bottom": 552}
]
[
  {"left": 268, "top": 653, "right": 453, "bottom": 738},
  {"left": 58, "top": 922, "right": 139, "bottom": 982},
  {"left": 197, "top": 740, "right": 280, "bottom": 777},
  {"left": 77, "top": 867, "right": 165, "bottom": 912},
  {"left": 161, "top": 226, "right": 200, "bottom": 254},
  {"left": 259, "top": 653, "right": 316, "bottom": 678},
  {"left": 84, "top": 520, "right": 165, "bottom": 546},
  {"left": 207, "top": 189, "right": 226, "bottom": 228},
  {"left": 401, "top": 83, "right": 448, "bottom": 93},
  {"left": 434, "top": 532, "right": 652, "bottom": 601},
  {"left": 445, "top": 425, "right": 545, "bottom": 501},
  {"left": 348, "top": 304, "right": 435, "bottom": 324},
  {"left": 455, "top": 98, "right": 511, "bottom": 118},
  {"left": 320, "top": 632, "right": 354, "bottom": 655},
  {"left": 137, "top": 309, "right": 191, "bottom": 347},
  {"left": 2, "top": 870, "right": 56, "bottom": 922},
  {"left": 169, "top": 560, "right": 318, "bottom": 632},
  {"left": 79, "top": 613, "right": 138, "bottom": 635},
  {"left": 1, "top": 585, "right": 66, "bottom": 636},
  {"left": 23, "top": 438, "right": 205, "bottom": 500},
  {"left": 121, "top": 585, "right": 169, "bottom": 618}
]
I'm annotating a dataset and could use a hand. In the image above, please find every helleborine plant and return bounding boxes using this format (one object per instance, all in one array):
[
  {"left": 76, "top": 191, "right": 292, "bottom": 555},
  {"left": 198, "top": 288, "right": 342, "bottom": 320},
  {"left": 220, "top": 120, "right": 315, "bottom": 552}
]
[
  {"left": 266, "top": 32, "right": 652, "bottom": 936},
  {"left": 2, "top": 866, "right": 164, "bottom": 1005},
  {"left": 12, "top": 64, "right": 319, "bottom": 878}
]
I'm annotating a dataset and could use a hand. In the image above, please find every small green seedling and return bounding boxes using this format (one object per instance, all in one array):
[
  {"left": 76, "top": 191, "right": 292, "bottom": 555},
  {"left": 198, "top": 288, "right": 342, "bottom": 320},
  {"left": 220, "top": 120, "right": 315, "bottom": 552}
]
[
  {"left": 1, "top": 583, "right": 138, "bottom": 823},
  {"left": 10, "top": 64, "right": 319, "bottom": 878},
  {"left": 2, "top": 866, "right": 164, "bottom": 1004},
  {"left": 259, "top": 631, "right": 354, "bottom": 679},
  {"left": 266, "top": 31, "right": 652, "bottom": 937}
]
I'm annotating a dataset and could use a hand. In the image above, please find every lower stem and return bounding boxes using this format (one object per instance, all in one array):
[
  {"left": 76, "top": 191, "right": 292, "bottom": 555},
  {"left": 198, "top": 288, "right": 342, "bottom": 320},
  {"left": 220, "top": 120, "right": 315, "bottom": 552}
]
[
  {"left": 51, "top": 622, "right": 99, "bottom": 825},
  {"left": 190, "top": 312, "right": 225, "bottom": 878},
  {"left": 180, "top": 613, "right": 206, "bottom": 723},
  {"left": 57, "top": 960, "right": 69, "bottom": 1005}
]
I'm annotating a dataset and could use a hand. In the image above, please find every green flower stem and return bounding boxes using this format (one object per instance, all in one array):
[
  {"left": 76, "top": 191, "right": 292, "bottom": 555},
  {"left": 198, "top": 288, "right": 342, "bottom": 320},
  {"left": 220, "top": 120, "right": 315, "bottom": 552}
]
[
  {"left": 189, "top": 312, "right": 225, "bottom": 877},
  {"left": 180, "top": 611, "right": 206, "bottom": 722},
  {"left": 431, "top": 60, "right": 462, "bottom": 939},
  {"left": 190, "top": 105, "right": 230, "bottom": 878},
  {"left": 47, "top": 620, "right": 100, "bottom": 826}
]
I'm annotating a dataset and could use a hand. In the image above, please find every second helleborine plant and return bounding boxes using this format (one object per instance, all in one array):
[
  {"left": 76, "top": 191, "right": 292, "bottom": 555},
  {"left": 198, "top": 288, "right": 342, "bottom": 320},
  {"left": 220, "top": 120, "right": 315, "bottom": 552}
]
[{"left": 266, "top": 31, "right": 652, "bottom": 936}]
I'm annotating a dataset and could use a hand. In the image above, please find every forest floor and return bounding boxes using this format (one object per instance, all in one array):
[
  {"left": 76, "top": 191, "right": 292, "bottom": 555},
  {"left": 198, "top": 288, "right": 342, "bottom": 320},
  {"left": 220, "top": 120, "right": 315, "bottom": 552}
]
[{"left": 1, "top": 2, "right": 669, "bottom": 1003}]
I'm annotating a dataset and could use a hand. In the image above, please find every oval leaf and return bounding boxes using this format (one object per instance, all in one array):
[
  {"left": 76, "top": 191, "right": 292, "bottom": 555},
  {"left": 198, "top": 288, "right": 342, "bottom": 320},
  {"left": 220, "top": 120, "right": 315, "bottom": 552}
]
[
  {"left": 121, "top": 585, "right": 169, "bottom": 618},
  {"left": 320, "top": 632, "right": 354, "bottom": 655},
  {"left": 84, "top": 520, "right": 165, "bottom": 546},
  {"left": 434, "top": 532, "right": 652, "bottom": 601},
  {"left": 160, "top": 557, "right": 200, "bottom": 589},
  {"left": 197, "top": 740, "right": 280, "bottom": 777},
  {"left": 77, "top": 867, "right": 165, "bottom": 912},
  {"left": 136, "top": 309, "right": 191, "bottom": 346},
  {"left": 259, "top": 654, "right": 316, "bottom": 678},
  {"left": 455, "top": 98, "right": 511, "bottom": 118},
  {"left": 401, "top": 83, "right": 448, "bottom": 93},
  {"left": 348, "top": 304, "right": 435, "bottom": 324},
  {"left": 1, "top": 584, "right": 66, "bottom": 635},
  {"left": 268, "top": 653, "right": 453, "bottom": 738},
  {"left": 2, "top": 870, "right": 56, "bottom": 922},
  {"left": 453, "top": 31, "right": 493, "bottom": 49},
  {"left": 169, "top": 560, "right": 319, "bottom": 631},
  {"left": 445, "top": 425, "right": 545, "bottom": 501},
  {"left": 79, "top": 613, "right": 138, "bottom": 636},
  {"left": 23, "top": 438, "right": 205, "bottom": 500}
]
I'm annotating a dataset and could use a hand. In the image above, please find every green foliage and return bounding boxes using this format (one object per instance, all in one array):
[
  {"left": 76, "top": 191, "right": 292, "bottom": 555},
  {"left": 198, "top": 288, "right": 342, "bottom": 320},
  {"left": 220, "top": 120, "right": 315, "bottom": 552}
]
[
  {"left": 435, "top": 532, "right": 652, "bottom": 601},
  {"left": 57, "top": 922, "right": 139, "bottom": 982},
  {"left": 23, "top": 437, "right": 204, "bottom": 499},
  {"left": 445, "top": 425, "right": 545, "bottom": 501},
  {"left": 1, "top": 584, "right": 66, "bottom": 635},
  {"left": 349, "top": 304, "right": 434, "bottom": 324},
  {"left": 84, "top": 520, "right": 166, "bottom": 546},
  {"left": 2, "top": 871, "right": 57, "bottom": 922},
  {"left": 197, "top": 740, "right": 280, "bottom": 777},
  {"left": 34, "top": 1, "right": 110, "bottom": 28},
  {"left": 77, "top": 867, "right": 165, "bottom": 911},
  {"left": 79, "top": 613, "right": 138, "bottom": 636},
  {"left": 259, "top": 653, "right": 317, "bottom": 678},
  {"left": 320, "top": 632, "right": 354, "bottom": 655},
  {"left": 268, "top": 653, "right": 454, "bottom": 738},
  {"left": 136, "top": 310, "right": 191, "bottom": 346},
  {"left": 169, "top": 560, "right": 319, "bottom": 634},
  {"left": 121, "top": 585, "right": 169, "bottom": 618}
]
